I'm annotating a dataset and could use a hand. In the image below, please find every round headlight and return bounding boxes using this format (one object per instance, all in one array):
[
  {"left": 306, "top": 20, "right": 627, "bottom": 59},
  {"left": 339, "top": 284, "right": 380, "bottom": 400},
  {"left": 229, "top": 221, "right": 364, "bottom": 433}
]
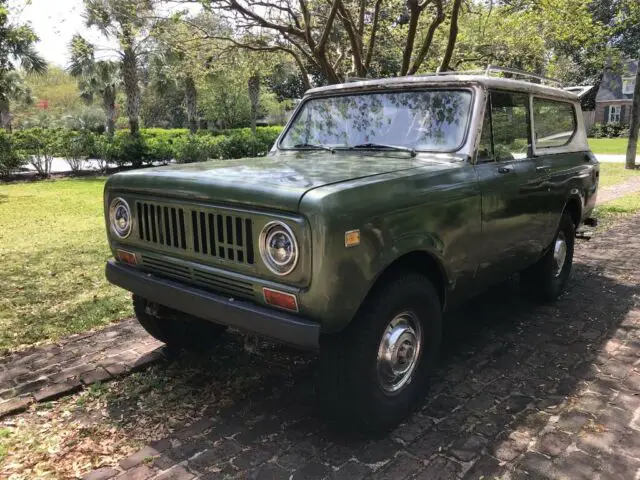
[
  {"left": 109, "top": 197, "right": 132, "bottom": 239},
  {"left": 259, "top": 221, "right": 298, "bottom": 276}
]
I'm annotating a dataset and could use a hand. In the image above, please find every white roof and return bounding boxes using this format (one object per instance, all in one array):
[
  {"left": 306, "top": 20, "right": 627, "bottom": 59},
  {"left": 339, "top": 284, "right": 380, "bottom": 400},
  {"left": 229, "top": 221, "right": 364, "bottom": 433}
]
[{"left": 306, "top": 75, "right": 579, "bottom": 101}]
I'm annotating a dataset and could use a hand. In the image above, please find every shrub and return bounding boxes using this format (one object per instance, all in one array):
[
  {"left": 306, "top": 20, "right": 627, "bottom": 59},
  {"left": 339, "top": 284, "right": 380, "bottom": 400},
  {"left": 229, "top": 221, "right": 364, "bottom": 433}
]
[
  {"left": 0, "top": 130, "right": 25, "bottom": 178},
  {"left": 59, "top": 130, "right": 96, "bottom": 172},
  {"left": 140, "top": 128, "right": 190, "bottom": 140},
  {"left": 111, "top": 134, "right": 147, "bottom": 167},
  {"left": 589, "top": 122, "right": 630, "bottom": 138},
  {"left": 174, "top": 136, "right": 212, "bottom": 164},
  {"left": 217, "top": 127, "right": 281, "bottom": 159},
  {"left": 145, "top": 137, "right": 174, "bottom": 163},
  {"left": 12, "top": 128, "right": 61, "bottom": 177},
  {"left": 61, "top": 105, "right": 107, "bottom": 134},
  {"left": 94, "top": 136, "right": 119, "bottom": 172}
]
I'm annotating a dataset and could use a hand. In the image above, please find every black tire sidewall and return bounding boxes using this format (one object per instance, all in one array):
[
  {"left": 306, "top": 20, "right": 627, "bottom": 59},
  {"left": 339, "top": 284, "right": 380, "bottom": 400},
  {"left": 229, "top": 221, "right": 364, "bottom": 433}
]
[
  {"left": 551, "top": 215, "right": 575, "bottom": 294},
  {"left": 522, "top": 213, "right": 575, "bottom": 300},
  {"left": 542, "top": 214, "right": 575, "bottom": 298},
  {"left": 319, "top": 274, "right": 442, "bottom": 430}
]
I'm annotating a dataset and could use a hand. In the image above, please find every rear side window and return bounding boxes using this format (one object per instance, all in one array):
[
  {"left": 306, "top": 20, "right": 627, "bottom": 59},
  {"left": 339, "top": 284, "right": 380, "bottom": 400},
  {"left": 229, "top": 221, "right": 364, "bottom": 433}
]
[{"left": 532, "top": 98, "right": 576, "bottom": 148}]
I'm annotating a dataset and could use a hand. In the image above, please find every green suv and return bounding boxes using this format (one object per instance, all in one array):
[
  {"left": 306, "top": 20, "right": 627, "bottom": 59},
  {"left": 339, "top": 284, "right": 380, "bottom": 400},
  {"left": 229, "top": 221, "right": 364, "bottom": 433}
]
[{"left": 104, "top": 72, "right": 598, "bottom": 430}]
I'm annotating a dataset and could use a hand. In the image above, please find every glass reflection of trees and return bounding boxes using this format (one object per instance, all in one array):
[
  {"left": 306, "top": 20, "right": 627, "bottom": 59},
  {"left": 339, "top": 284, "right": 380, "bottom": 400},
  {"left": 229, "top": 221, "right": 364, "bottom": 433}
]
[{"left": 280, "top": 90, "right": 473, "bottom": 152}]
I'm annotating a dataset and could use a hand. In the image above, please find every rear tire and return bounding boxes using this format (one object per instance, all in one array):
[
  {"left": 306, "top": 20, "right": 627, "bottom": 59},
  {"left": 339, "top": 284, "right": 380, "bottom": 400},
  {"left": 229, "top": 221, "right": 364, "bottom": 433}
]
[
  {"left": 133, "top": 295, "right": 227, "bottom": 351},
  {"left": 521, "top": 212, "right": 575, "bottom": 301},
  {"left": 316, "top": 273, "right": 442, "bottom": 432}
]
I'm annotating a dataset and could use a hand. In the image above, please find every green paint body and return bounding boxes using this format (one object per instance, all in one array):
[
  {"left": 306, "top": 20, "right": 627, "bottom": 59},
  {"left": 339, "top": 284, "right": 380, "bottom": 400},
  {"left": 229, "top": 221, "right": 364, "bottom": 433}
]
[{"left": 104, "top": 82, "right": 599, "bottom": 335}]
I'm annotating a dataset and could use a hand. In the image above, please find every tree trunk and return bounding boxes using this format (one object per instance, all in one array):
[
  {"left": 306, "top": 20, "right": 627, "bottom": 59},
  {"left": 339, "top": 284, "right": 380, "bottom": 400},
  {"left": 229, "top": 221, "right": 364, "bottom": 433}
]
[
  {"left": 103, "top": 87, "right": 116, "bottom": 137},
  {"left": 439, "top": 0, "right": 462, "bottom": 72},
  {"left": 185, "top": 76, "right": 198, "bottom": 134},
  {"left": 247, "top": 72, "right": 260, "bottom": 137},
  {"left": 626, "top": 66, "right": 640, "bottom": 169},
  {"left": 0, "top": 98, "right": 11, "bottom": 131},
  {"left": 122, "top": 46, "right": 141, "bottom": 136}
]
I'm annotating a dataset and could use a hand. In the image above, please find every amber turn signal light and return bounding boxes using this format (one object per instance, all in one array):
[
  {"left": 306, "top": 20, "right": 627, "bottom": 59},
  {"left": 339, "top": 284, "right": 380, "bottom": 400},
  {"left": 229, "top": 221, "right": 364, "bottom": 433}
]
[
  {"left": 263, "top": 288, "right": 298, "bottom": 312},
  {"left": 116, "top": 249, "right": 138, "bottom": 265}
]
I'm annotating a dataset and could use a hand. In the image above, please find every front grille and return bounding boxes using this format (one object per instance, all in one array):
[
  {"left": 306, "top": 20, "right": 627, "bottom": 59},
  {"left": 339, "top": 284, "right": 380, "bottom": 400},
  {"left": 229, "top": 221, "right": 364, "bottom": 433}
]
[
  {"left": 140, "top": 254, "right": 254, "bottom": 300},
  {"left": 137, "top": 202, "right": 187, "bottom": 249},
  {"left": 136, "top": 201, "right": 255, "bottom": 265}
]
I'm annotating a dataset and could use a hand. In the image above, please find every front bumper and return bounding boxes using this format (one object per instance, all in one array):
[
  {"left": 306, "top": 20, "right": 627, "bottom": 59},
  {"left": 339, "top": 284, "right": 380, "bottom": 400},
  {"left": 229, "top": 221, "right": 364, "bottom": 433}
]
[{"left": 106, "top": 260, "right": 320, "bottom": 349}]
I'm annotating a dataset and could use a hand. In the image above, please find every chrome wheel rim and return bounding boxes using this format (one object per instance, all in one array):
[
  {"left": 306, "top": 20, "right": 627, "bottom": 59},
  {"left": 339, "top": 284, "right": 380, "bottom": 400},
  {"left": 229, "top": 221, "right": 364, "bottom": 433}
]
[
  {"left": 553, "top": 232, "right": 567, "bottom": 278},
  {"left": 377, "top": 311, "right": 423, "bottom": 393}
]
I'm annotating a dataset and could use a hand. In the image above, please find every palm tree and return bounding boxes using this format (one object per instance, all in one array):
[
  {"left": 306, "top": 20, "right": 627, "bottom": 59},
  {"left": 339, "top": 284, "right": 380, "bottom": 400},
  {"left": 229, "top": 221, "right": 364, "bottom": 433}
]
[
  {"left": 148, "top": 48, "right": 200, "bottom": 133},
  {"left": 82, "top": 0, "right": 155, "bottom": 136},
  {"left": 0, "top": 2, "right": 47, "bottom": 129},
  {"left": 68, "top": 35, "right": 120, "bottom": 136}
]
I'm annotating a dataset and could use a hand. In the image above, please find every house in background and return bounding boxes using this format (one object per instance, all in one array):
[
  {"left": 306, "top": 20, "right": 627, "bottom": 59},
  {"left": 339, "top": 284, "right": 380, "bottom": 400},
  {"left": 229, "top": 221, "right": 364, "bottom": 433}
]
[{"left": 595, "top": 59, "right": 638, "bottom": 124}]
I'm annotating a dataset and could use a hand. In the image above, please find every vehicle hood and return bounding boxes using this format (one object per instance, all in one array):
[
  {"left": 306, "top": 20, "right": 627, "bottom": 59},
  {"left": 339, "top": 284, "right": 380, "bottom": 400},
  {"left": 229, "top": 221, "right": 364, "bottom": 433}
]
[{"left": 106, "top": 152, "right": 428, "bottom": 211}]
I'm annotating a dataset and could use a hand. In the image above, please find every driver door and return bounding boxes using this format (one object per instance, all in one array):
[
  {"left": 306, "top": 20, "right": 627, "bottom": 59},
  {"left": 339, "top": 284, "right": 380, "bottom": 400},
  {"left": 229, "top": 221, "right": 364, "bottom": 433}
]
[{"left": 474, "top": 91, "right": 549, "bottom": 286}]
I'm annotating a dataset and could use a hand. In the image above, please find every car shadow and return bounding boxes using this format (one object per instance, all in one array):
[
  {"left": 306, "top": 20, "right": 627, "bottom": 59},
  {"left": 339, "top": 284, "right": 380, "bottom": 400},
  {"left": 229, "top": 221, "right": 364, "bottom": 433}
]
[{"left": 98, "top": 257, "right": 638, "bottom": 478}]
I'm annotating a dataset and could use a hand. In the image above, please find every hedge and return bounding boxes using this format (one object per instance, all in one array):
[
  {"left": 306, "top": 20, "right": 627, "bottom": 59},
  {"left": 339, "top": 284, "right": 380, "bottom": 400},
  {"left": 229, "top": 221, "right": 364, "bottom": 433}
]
[
  {"left": 589, "top": 122, "right": 630, "bottom": 138},
  {"left": 0, "top": 126, "right": 284, "bottom": 176},
  {"left": 0, "top": 130, "right": 25, "bottom": 178}
]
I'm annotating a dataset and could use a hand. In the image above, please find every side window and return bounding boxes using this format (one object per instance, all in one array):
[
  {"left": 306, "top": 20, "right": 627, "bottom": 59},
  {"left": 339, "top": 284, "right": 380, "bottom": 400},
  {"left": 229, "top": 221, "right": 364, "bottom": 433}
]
[
  {"left": 490, "top": 91, "right": 530, "bottom": 161},
  {"left": 477, "top": 100, "right": 493, "bottom": 162},
  {"left": 533, "top": 98, "right": 576, "bottom": 148}
]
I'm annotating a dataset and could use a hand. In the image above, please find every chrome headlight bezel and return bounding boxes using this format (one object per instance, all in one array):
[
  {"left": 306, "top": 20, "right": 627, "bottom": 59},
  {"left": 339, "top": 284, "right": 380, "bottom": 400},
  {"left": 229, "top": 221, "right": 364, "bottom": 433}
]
[
  {"left": 109, "top": 197, "right": 132, "bottom": 239},
  {"left": 259, "top": 221, "right": 299, "bottom": 276}
]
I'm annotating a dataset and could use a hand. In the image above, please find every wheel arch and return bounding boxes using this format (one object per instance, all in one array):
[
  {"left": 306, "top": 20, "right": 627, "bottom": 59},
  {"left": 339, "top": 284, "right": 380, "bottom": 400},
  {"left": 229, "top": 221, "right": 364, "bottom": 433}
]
[
  {"left": 366, "top": 250, "right": 448, "bottom": 310},
  {"left": 564, "top": 194, "right": 583, "bottom": 228}
]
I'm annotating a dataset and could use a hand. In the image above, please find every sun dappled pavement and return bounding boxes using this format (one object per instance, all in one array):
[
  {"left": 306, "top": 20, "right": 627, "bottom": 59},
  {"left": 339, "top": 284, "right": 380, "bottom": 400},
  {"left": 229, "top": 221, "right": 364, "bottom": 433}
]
[{"left": 2, "top": 214, "right": 640, "bottom": 479}]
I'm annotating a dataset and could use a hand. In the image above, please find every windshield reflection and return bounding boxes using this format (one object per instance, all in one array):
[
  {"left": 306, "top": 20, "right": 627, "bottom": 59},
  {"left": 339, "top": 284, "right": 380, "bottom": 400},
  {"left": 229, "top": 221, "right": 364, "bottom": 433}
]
[{"left": 280, "top": 90, "right": 473, "bottom": 153}]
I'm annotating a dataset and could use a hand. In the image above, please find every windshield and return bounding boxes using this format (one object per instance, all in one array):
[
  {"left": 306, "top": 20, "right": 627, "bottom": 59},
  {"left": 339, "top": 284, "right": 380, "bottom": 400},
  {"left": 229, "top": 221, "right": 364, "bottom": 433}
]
[{"left": 280, "top": 90, "right": 473, "bottom": 153}]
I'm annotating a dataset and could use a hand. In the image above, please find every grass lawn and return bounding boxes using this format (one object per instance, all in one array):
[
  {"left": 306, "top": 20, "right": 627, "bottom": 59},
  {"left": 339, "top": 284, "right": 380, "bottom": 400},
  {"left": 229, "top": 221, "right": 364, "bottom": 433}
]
[
  {"left": 0, "top": 178, "right": 131, "bottom": 354},
  {"left": 598, "top": 162, "right": 640, "bottom": 188},
  {"left": 588, "top": 138, "right": 640, "bottom": 155},
  {"left": 594, "top": 191, "right": 640, "bottom": 230}
]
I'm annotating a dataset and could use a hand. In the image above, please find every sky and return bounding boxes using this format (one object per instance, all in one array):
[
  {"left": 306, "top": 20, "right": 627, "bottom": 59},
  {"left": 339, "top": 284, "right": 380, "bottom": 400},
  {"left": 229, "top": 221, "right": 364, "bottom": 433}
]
[
  {"left": 8, "top": 0, "right": 120, "bottom": 68},
  {"left": 8, "top": 0, "right": 202, "bottom": 68}
]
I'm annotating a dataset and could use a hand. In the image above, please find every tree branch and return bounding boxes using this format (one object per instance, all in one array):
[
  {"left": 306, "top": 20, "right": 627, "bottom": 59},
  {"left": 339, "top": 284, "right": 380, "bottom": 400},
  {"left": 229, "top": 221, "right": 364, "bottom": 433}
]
[
  {"left": 297, "top": 0, "right": 314, "bottom": 48},
  {"left": 364, "top": 0, "right": 383, "bottom": 72},
  {"left": 357, "top": 0, "right": 366, "bottom": 37},
  {"left": 401, "top": 0, "right": 423, "bottom": 76},
  {"left": 316, "top": 0, "right": 340, "bottom": 54},
  {"left": 205, "top": 35, "right": 312, "bottom": 89},
  {"left": 335, "top": 0, "right": 365, "bottom": 76},
  {"left": 408, "top": 0, "right": 446, "bottom": 75},
  {"left": 226, "top": 0, "right": 305, "bottom": 38},
  {"left": 439, "top": 0, "right": 462, "bottom": 72}
]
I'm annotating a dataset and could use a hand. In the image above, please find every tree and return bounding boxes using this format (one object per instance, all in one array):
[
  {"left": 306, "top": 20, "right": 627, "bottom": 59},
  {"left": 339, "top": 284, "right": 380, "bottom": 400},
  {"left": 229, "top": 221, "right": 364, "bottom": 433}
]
[
  {"left": 82, "top": 0, "right": 156, "bottom": 135},
  {"left": 0, "top": 0, "right": 47, "bottom": 129},
  {"left": 68, "top": 35, "right": 120, "bottom": 136},
  {"left": 625, "top": 65, "right": 640, "bottom": 169},
  {"left": 247, "top": 71, "right": 259, "bottom": 134},
  {"left": 142, "top": 53, "right": 187, "bottom": 128},
  {"left": 452, "top": 0, "right": 607, "bottom": 84},
  {"left": 590, "top": 0, "right": 640, "bottom": 59},
  {"left": 439, "top": 0, "right": 462, "bottom": 72},
  {"left": 149, "top": 14, "right": 230, "bottom": 133},
  {"left": 198, "top": 0, "right": 461, "bottom": 83}
]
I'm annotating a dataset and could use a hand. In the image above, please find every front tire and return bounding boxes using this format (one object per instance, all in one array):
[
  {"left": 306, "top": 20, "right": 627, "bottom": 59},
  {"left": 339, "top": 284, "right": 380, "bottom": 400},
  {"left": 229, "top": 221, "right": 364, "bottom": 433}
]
[
  {"left": 521, "top": 212, "right": 575, "bottom": 301},
  {"left": 133, "top": 295, "right": 227, "bottom": 351},
  {"left": 317, "top": 273, "right": 442, "bottom": 432}
]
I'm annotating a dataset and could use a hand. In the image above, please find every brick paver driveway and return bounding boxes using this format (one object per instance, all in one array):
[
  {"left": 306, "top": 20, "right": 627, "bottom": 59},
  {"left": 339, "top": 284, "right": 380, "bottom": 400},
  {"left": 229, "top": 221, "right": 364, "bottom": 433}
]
[
  {"left": 5, "top": 214, "right": 640, "bottom": 480},
  {"left": 81, "top": 214, "right": 640, "bottom": 480}
]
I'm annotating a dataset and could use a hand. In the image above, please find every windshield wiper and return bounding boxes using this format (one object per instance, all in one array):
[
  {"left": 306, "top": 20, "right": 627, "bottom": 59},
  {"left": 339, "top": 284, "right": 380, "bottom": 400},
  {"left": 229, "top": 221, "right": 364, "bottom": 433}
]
[
  {"left": 345, "top": 143, "right": 416, "bottom": 157},
  {"left": 293, "top": 143, "right": 335, "bottom": 153}
]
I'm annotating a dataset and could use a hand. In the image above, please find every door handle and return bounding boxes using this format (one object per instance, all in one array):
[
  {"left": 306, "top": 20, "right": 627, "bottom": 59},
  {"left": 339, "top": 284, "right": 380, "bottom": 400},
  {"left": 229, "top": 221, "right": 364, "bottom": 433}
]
[
  {"left": 497, "top": 166, "right": 513, "bottom": 174},
  {"left": 536, "top": 166, "right": 551, "bottom": 172}
]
